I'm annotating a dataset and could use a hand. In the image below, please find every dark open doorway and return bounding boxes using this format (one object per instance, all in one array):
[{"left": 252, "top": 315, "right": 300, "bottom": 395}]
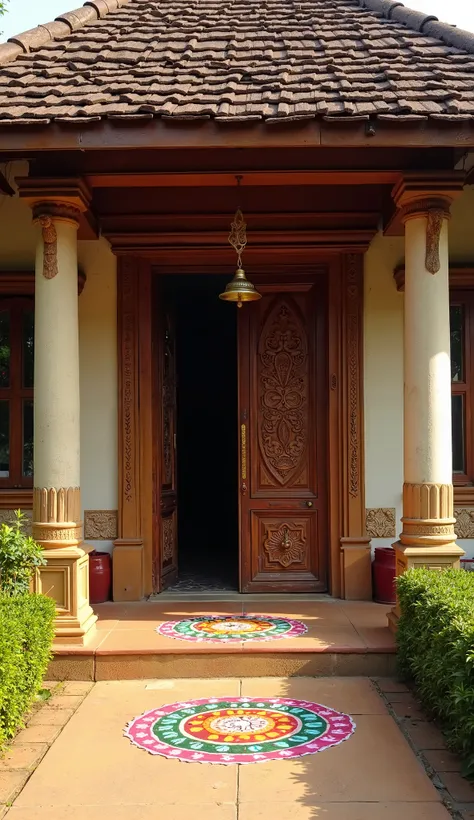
[{"left": 163, "top": 275, "right": 239, "bottom": 591}]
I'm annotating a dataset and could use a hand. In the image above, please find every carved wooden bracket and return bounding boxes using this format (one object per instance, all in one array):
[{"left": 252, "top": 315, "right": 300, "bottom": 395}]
[
  {"left": 32, "top": 202, "right": 81, "bottom": 281},
  {"left": 38, "top": 215, "right": 58, "bottom": 279},
  {"left": 425, "top": 208, "right": 444, "bottom": 274}
]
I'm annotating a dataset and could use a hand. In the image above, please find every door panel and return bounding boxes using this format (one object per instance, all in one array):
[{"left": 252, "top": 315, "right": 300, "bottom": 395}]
[
  {"left": 239, "top": 278, "right": 327, "bottom": 592},
  {"left": 152, "top": 290, "right": 178, "bottom": 592}
]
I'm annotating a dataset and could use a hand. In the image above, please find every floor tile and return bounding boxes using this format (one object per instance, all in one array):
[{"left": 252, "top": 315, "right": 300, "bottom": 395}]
[
  {"left": 424, "top": 749, "right": 462, "bottom": 772},
  {"left": 374, "top": 678, "right": 409, "bottom": 693},
  {"left": 124, "top": 602, "right": 244, "bottom": 620},
  {"left": 0, "top": 744, "right": 48, "bottom": 771},
  {"left": 239, "top": 677, "right": 388, "bottom": 714},
  {"left": 0, "top": 770, "right": 28, "bottom": 804},
  {"left": 391, "top": 701, "right": 426, "bottom": 720},
  {"left": 95, "top": 629, "right": 243, "bottom": 654},
  {"left": 405, "top": 721, "right": 447, "bottom": 750},
  {"left": 439, "top": 771, "right": 474, "bottom": 802},
  {"left": 7, "top": 805, "right": 236, "bottom": 820},
  {"left": 14, "top": 680, "right": 239, "bottom": 809},
  {"left": 352, "top": 627, "right": 396, "bottom": 650},
  {"left": 242, "top": 603, "right": 350, "bottom": 624},
  {"left": 242, "top": 626, "right": 367, "bottom": 652},
  {"left": 238, "top": 714, "right": 440, "bottom": 803},
  {"left": 239, "top": 802, "right": 451, "bottom": 819}
]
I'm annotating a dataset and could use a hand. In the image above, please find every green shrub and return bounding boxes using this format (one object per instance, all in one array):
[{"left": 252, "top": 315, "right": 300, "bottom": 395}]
[
  {"left": 0, "top": 510, "right": 45, "bottom": 596},
  {"left": 0, "top": 593, "right": 56, "bottom": 746},
  {"left": 397, "top": 568, "right": 474, "bottom": 776}
]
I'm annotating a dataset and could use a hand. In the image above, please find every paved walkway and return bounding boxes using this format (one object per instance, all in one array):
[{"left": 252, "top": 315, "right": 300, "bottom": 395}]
[{"left": 1, "top": 677, "right": 459, "bottom": 819}]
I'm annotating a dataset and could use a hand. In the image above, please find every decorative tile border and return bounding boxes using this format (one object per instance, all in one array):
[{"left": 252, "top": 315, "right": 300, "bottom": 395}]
[
  {"left": 84, "top": 510, "right": 118, "bottom": 541},
  {"left": 365, "top": 508, "right": 396, "bottom": 538},
  {"left": 454, "top": 508, "right": 474, "bottom": 539}
]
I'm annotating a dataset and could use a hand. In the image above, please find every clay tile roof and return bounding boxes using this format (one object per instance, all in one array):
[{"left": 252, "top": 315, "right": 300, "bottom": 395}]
[{"left": 0, "top": 0, "right": 474, "bottom": 124}]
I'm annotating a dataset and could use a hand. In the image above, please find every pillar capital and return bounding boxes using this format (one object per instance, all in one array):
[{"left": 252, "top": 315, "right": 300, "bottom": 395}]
[
  {"left": 392, "top": 172, "right": 464, "bottom": 215},
  {"left": 392, "top": 173, "right": 464, "bottom": 276},
  {"left": 32, "top": 201, "right": 82, "bottom": 228},
  {"left": 16, "top": 176, "right": 91, "bottom": 214}
]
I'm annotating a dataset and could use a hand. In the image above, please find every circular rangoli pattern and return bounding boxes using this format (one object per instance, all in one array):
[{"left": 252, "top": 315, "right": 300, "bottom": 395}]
[
  {"left": 125, "top": 697, "right": 356, "bottom": 764},
  {"left": 157, "top": 615, "right": 307, "bottom": 643}
]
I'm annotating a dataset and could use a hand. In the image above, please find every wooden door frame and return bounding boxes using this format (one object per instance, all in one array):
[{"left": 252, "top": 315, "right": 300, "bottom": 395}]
[{"left": 113, "top": 252, "right": 370, "bottom": 601}]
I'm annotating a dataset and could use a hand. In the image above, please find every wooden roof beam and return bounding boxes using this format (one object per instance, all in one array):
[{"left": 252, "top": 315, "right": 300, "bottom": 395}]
[{"left": 86, "top": 170, "right": 400, "bottom": 188}]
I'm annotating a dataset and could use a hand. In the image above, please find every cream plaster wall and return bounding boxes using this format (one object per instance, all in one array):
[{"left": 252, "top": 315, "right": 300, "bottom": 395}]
[
  {"left": 364, "top": 186, "right": 474, "bottom": 559},
  {"left": 0, "top": 162, "right": 118, "bottom": 554},
  {"left": 364, "top": 231, "right": 404, "bottom": 547},
  {"left": 78, "top": 238, "right": 117, "bottom": 555}
]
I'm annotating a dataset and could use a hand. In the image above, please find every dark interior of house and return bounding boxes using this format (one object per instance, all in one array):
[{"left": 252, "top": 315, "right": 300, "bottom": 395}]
[{"left": 166, "top": 275, "right": 239, "bottom": 591}]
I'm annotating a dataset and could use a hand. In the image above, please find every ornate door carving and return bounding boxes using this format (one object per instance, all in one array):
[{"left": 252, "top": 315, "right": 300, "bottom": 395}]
[
  {"left": 152, "top": 289, "right": 178, "bottom": 592},
  {"left": 239, "top": 279, "right": 327, "bottom": 592}
]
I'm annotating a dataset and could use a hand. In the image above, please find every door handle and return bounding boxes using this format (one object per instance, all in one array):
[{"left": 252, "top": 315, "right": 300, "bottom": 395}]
[
  {"left": 306, "top": 501, "right": 313, "bottom": 508},
  {"left": 241, "top": 423, "right": 247, "bottom": 494}
]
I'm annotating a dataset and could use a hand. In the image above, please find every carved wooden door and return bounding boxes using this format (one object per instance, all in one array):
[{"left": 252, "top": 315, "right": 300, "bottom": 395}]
[
  {"left": 152, "top": 291, "right": 178, "bottom": 592},
  {"left": 238, "top": 278, "right": 327, "bottom": 592}
]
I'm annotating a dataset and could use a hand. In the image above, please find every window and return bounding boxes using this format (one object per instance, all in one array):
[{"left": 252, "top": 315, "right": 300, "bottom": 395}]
[
  {"left": 450, "top": 292, "right": 474, "bottom": 487},
  {"left": 0, "top": 299, "right": 34, "bottom": 489}
]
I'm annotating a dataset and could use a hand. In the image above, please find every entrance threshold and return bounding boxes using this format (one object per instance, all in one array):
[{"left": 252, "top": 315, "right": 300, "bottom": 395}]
[{"left": 150, "top": 592, "right": 337, "bottom": 603}]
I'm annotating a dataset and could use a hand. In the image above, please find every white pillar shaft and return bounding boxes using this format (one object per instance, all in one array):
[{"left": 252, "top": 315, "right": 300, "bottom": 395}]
[
  {"left": 404, "top": 215, "right": 452, "bottom": 486},
  {"left": 34, "top": 219, "right": 80, "bottom": 489}
]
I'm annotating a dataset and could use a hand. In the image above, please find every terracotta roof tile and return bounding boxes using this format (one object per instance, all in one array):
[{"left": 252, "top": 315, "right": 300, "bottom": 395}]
[{"left": 0, "top": 0, "right": 473, "bottom": 124}]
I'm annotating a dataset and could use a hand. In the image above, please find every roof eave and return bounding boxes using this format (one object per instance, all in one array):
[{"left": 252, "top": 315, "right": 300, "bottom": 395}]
[{"left": 0, "top": 117, "right": 473, "bottom": 153}]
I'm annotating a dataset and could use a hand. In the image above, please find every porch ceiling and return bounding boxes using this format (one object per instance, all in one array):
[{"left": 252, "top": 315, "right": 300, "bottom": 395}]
[{"left": 16, "top": 143, "right": 461, "bottom": 254}]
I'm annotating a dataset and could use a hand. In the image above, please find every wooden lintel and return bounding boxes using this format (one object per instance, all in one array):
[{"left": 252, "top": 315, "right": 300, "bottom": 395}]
[
  {"left": 0, "top": 119, "right": 473, "bottom": 153},
  {"left": 100, "top": 211, "right": 381, "bottom": 229},
  {"left": 87, "top": 170, "right": 400, "bottom": 188},
  {"left": 106, "top": 229, "right": 377, "bottom": 250},
  {"left": 111, "top": 246, "right": 373, "bottom": 263}
]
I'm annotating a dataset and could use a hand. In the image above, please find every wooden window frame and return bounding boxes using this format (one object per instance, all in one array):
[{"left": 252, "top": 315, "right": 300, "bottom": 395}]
[
  {"left": 450, "top": 291, "right": 474, "bottom": 488},
  {"left": 0, "top": 271, "right": 85, "bottom": 511},
  {"left": 0, "top": 274, "right": 35, "bottom": 508},
  {"left": 0, "top": 296, "right": 34, "bottom": 491}
]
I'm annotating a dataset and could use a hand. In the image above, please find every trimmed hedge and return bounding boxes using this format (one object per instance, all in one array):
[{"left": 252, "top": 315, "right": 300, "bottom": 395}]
[
  {"left": 397, "top": 568, "right": 474, "bottom": 775},
  {"left": 0, "top": 593, "right": 56, "bottom": 747}
]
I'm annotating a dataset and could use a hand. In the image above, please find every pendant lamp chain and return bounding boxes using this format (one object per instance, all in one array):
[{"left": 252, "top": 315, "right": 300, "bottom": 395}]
[{"left": 228, "top": 207, "right": 247, "bottom": 269}]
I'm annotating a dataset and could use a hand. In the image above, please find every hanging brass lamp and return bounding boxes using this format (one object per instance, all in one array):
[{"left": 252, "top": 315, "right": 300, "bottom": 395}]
[{"left": 219, "top": 207, "right": 261, "bottom": 308}]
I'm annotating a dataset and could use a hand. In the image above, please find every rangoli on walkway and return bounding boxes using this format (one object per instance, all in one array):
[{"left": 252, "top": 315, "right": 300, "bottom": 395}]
[
  {"left": 156, "top": 615, "right": 307, "bottom": 643},
  {"left": 125, "top": 697, "right": 356, "bottom": 764}
]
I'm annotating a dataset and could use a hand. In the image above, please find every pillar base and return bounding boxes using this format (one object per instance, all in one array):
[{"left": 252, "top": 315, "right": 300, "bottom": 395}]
[
  {"left": 388, "top": 538, "right": 465, "bottom": 631},
  {"left": 33, "top": 546, "right": 97, "bottom": 645},
  {"left": 393, "top": 538, "right": 465, "bottom": 574}
]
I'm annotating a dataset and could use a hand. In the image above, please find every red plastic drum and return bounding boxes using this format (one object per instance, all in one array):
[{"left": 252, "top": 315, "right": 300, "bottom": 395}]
[
  {"left": 373, "top": 547, "right": 396, "bottom": 605},
  {"left": 89, "top": 551, "right": 112, "bottom": 604}
]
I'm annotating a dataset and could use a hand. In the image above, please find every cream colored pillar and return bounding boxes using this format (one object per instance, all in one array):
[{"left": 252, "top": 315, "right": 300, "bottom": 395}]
[
  {"left": 389, "top": 177, "right": 465, "bottom": 629},
  {"left": 30, "top": 200, "right": 96, "bottom": 643}
]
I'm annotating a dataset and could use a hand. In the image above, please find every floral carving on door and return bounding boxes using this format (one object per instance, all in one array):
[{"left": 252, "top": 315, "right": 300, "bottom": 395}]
[
  {"left": 264, "top": 522, "right": 306, "bottom": 567},
  {"left": 258, "top": 299, "right": 308, "bottom": 486},
  {"left": 162, "top": 515, "right": 175, "bottom": 565}
]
